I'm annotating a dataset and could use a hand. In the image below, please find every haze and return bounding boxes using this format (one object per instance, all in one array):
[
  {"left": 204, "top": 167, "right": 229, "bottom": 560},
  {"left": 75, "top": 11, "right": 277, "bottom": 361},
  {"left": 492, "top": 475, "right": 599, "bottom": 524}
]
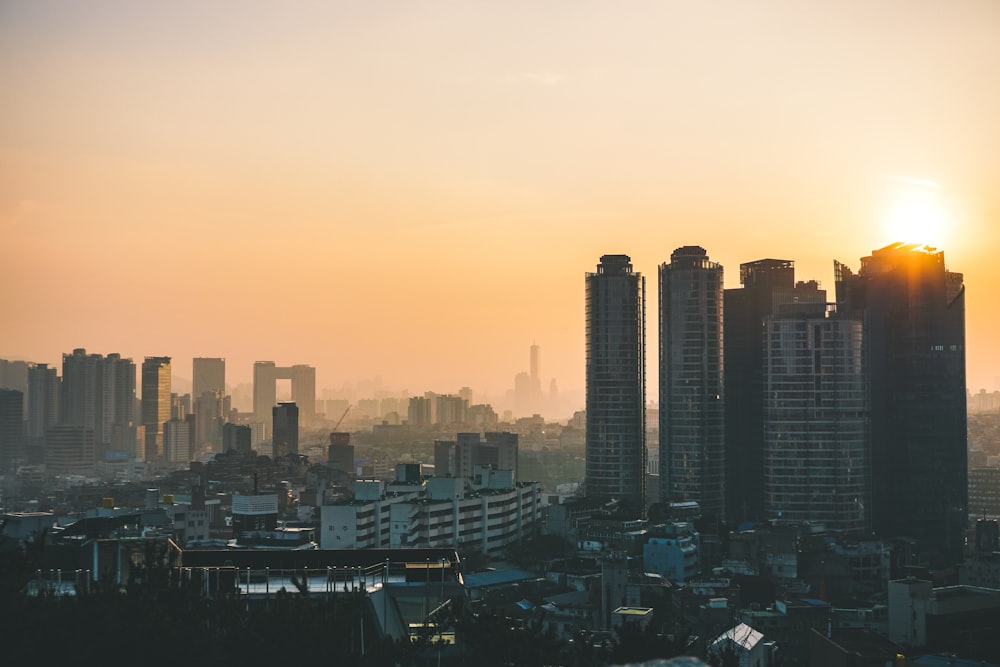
[{"left": 2, "top": 1, "right": 999, "bottom": 411}]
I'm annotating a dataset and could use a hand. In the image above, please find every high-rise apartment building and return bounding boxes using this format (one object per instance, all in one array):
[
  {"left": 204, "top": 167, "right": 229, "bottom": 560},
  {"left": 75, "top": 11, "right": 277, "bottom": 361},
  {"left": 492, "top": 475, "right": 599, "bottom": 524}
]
[
  {"left": 141, "top": 357, "right": 172, "bottom": 460},
  {"left": 223, "top": 423, "right": 253, "bottom": 455},
  {"left": 192, "top": 357, "right": 226, "bottom": 399},
  {"left": 272, "top": 401, "right": 299, "bottom": 459},
  {"left": 836, "top": 242, "right": 966, "bottom": 562},
  {"left": 762, "top": 303, "right": 868, "bottom": 532},
  {"left": 585, "top": 254, "right": 646, "bottom": 516},
  {"left": 102, "top": 353, "right": 136, "bottom": 454},
  {"left": 659, "top": 246, "right": 725, "bottom": 524},
  {"left": 164, "top": 417, "right": 192, "bottom": 464},
  {"left": 27, "top": 363, "right": 59, "bottom": 441},
  {"left": 61, "top": 348, "right": 104, "bottom": 443},
  {"left": 724, "top": 259, "right": 826, "bottom": 523}
]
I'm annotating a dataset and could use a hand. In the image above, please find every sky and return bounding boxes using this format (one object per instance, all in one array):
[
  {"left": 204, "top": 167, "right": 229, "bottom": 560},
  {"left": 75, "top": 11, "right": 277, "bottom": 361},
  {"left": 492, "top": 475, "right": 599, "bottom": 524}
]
[{"left": 2, "top": 1, "right": 999, "bottom": 414}]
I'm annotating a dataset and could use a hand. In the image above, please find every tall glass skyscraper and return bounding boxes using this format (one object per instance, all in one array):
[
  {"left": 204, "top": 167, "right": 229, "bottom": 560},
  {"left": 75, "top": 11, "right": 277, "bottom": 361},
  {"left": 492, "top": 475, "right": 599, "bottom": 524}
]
[
  {"left": 585, "top": 254, "right": 646, "bottom": 516},
  {"left": 659, "top": 246, "right": 725, "bottom": 525},
  {"left": 836, "top": 243, "right": 966, "bottom": 564}
]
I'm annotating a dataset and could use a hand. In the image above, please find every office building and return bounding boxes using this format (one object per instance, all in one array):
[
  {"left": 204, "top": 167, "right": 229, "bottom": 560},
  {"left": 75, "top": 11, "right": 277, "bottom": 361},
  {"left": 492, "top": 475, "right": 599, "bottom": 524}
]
[
  {"left": 141, "top": 357, "right": 172, "bottom": 460},
  {"left": 836, "top": 243, "right": 966, "bottom": 563},
  {"left": 163, "top": 418, "right": 192, "bottom": 464},
  {"left": 658, "top": 246, "right": 725, "bottom": 524},
  {"left": 724, "top": 259, "right": 826, "bottom": 523},
  {"left": 192, "top": 357, "right": 225, "bottom": 399},
  {"left": 585, "top": 254, "right": 646, "bottom": 516},
  {"left": 253, "top": 361, "right": 316, "bottom": 429},
  {"left": 762, "top": 303, "right": 869, "bottom": 532},
  {"left": 272, "top": 401, "right": 299, "bottom": 459}
]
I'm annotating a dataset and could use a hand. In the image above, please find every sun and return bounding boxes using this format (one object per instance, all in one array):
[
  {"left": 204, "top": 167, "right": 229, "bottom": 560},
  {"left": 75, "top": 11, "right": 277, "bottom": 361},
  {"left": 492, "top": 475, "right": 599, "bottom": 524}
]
[{"left": 883, "top": 179, "right": 951, "bottom": 248}]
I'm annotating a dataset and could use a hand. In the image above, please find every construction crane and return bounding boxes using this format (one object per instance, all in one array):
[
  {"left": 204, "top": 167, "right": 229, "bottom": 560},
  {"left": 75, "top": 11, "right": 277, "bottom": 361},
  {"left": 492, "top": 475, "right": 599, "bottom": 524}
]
[{"left": 332, "top": 404, "right": 351, "bottom": 432}]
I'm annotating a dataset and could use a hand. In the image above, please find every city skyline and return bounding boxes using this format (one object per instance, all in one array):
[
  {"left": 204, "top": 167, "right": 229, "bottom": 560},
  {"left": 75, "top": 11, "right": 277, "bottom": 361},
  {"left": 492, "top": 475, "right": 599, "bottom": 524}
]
[{"left": 2, "top": 2, "right": 999, "bottom": 401}]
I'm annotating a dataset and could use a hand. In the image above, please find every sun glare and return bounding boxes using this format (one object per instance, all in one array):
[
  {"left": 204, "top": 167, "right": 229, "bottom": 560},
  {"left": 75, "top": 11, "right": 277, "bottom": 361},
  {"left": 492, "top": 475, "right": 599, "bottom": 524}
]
[{"left": 883, "top": 181, "right": 951, "bottom": 247}]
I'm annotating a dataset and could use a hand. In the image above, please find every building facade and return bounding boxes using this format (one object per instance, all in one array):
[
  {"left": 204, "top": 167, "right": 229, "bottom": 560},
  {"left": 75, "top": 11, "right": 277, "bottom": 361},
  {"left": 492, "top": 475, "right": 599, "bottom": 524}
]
[
  {"left": 585, "top": 254, "right": 646, "bottom": 516},
  {"left": 762, "top": 304, "right": 869, "bottom": 532},
  {"left": 141, "top": 356, "right": 171, "bottom": 460},
  {"left": 272, "top": 401, "right": 299, "bottom": 458},
  {"left": 658, "top": 246, "right": 725, "bottom": 524}
]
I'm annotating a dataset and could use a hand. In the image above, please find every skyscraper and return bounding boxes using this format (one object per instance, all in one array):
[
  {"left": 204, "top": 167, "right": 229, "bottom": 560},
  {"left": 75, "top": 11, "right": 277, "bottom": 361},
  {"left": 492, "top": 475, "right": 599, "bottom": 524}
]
[
  {"left": 61, "top": 348, "right": 104, "bottom": 443},
  {"left": 659, "top": 246, "right": 725, "bottom": 524},
  {"left": 724, "top": 259, "right": 826, "bottom": 523},
  {"left": 272, "top": 401, "right": 299, "bottom": 459},
  {"left": 141, "top": 357, "right": 172, "bottom": 460},
  {"left": 762, "top": 302, "right": 868, "bottom": 532},
  {"left": 836, "top": 243, "right": 966, "bottom": 563},
  {"left": 192, "top": 357, "right": 226, "bottom": 399},
  {"left": 585, "top": 254, "right": 646, "bottom": 516}
]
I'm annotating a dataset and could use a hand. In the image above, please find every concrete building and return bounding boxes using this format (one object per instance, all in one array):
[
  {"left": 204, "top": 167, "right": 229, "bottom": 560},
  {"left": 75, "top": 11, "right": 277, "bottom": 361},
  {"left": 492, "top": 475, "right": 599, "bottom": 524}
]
[
  {"left": 643, "top": 521, "right": 700, "bottom": 584},
  {"left": 223, "top": 423, "right": 253, "bottom": 455},
  {"left": 0, "top": 388, "right": 24, "bottom": 471},
  {"left": 321, "top": 467, "right": 542, "bottom": 556},
  {"left": 659, "top": 246, "right": 725, "bottom": 525},
  {"left": 163, "top": 418, "right": 191, "bottom": 464},
  {"left": 585, "top": 254, "right": 646, "bottom": 516},
  {"left": 27, "top": 363, "right": 59, "bottom": 442},
  {"left": 45, "top": 424, "right": 95, "bottom": 475}
]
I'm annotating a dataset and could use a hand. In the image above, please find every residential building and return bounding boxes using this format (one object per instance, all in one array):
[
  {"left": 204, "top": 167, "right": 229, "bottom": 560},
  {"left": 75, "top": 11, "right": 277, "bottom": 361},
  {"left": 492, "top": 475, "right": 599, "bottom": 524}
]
[
  {"left": 585, "top": 254, "right": 646, "bottom": 517},
  {"left": 658, "top": 246, "right": 725, "bottom": 524}
]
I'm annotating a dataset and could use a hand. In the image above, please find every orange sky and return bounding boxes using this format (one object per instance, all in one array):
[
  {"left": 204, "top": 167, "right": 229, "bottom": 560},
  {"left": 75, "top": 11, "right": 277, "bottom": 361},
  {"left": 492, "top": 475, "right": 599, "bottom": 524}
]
[{"left": 2, "top": 1, "right": 999, "bottom": 414}]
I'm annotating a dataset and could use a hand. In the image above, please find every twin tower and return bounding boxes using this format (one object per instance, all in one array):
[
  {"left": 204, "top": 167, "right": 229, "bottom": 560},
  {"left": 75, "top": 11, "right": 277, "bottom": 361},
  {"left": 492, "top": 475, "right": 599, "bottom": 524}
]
[{"left": 584, "top": 244, "right": 967, "bottom": 563}]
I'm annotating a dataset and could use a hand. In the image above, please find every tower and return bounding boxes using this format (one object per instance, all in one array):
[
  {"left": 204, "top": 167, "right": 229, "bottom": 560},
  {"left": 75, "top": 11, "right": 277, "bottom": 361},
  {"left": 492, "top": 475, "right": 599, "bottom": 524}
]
[
  {"left": 762, "top": 302, "right": 869, "bottom": 532},
  {"left": 724, "top": 259, "right": 826, "bottom": 523},
  {"left": 585, "top": 254, "right": 646, "bottom": 516},
  {"left": 659, "top": 246, "right": 725, "bottom": 525},
  {"left": 836, "top": 243, "right": 966, "bottom": 563},
  {"left": 141, "top": 357, "right": 171, "bottom": 460}
]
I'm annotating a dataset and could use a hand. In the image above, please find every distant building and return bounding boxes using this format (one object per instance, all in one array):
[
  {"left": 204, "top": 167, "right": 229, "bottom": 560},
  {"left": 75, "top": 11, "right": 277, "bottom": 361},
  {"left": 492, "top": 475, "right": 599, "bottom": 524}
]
[
  {"left": 27, "top": 363, "right": 59, "bottom": 441},
  {"left": 45, "top": 424, "right": 95, "bottom": 475},
  {"left": 222, "top": 423, "right": 253, "bottom": 455},
  {"left": 141, "top": 357, "right": 171, "bottom": 460},
  {"left": 643, "top": 521, "right": 700, "bottom": 584},
  {"left": 163, "top": 418, "right": 191, "bottom": 464},
  {"left": 585, "top": 254, "right": 646, "bottom": 516},
  {"left": 253, "top": 361, "right": 316, "bottom": 430},
  {"left": 192, "top": 357, "right": 225, "bottom": 400},
  {"left": 272, "top": 402, "right": 299, "bottom": 458},
  {"left": 0, "top": 388, "right": 24, "bottom": 471}
]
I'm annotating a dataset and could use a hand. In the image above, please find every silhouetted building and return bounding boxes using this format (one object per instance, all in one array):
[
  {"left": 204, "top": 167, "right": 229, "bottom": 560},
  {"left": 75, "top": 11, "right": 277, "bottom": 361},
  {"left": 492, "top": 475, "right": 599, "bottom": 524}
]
[
  {"left": 328, "top": 432, "right": 354, "bottom": 475},
  {"left": 0, "top": 389, "right": 24, "bottom": 471},
  {"left": 272, "top": 401, "right": 299, "bottom": 458},
  {"left": 836, "top": 243, "right": 967, "bottom": 564},
  {"left": 223, "top": 423, "right": 253, "bottom": 455},
  {"left": 762, "top": 302, "right": 869, "bottom": 532},
  {"left": 724, "top": 259, "right": 827, "bottom": 523},
  {"left": 61, "top": 348, "right": 104, "bottom": 444},
  {"left": 141, "top": 357, "right": 171, "bottom": 460},
  {"left": 585, "top": 254, "right": 646, "bottom": 516},
  {"left": 27, "top": 363, "right": 59, "bottom": 441},
  {"left": 659, "top": 246, "right": 725, "bottom": 524}
]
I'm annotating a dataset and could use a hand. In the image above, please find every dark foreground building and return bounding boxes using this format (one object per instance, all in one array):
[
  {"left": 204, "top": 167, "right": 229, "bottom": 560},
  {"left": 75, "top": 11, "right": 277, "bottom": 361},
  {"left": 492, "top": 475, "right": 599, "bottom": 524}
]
[{"left": 836, "top": 243, "right": 967, "bottom": 564}]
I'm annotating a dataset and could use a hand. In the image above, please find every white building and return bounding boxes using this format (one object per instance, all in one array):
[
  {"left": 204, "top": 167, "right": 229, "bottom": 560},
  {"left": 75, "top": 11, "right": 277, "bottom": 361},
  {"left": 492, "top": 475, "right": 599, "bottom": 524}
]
[{"left": 321, "top": 467, "right": 542, "bottom": 556}]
